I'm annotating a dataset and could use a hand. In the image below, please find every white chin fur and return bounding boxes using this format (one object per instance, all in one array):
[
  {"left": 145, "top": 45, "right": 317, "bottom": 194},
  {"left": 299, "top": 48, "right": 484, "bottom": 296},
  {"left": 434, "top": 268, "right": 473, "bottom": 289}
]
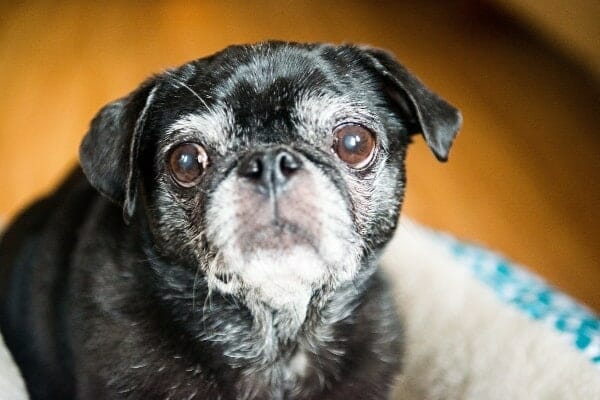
[{"left": 236, "top": 247, "right": 326, "bottom": 315}]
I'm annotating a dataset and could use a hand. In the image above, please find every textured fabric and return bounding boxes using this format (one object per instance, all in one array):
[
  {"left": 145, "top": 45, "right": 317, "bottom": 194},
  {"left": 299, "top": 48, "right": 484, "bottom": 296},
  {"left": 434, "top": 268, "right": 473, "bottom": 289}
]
[
  {"left": 0, "top": 333, "right": 27, "bottom": 400},
  {"left": 439, "top": 231, "right": 600, "bottom": 367},
  {"left": 385, "top": 219, "right": 600, "bottom": 399}
]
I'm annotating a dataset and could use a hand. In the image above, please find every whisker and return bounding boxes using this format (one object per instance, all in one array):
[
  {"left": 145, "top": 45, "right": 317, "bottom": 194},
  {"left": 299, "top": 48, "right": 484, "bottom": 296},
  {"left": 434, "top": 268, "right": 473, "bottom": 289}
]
[{"left": 163, "top": 70, "right": 210, "bottom": 111}]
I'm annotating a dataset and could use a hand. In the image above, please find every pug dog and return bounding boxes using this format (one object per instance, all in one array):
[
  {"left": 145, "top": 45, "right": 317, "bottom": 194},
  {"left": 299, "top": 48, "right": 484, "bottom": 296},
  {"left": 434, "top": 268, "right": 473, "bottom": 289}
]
[{"left": 0, "top": 41, "right": 461, "bottom": 400}]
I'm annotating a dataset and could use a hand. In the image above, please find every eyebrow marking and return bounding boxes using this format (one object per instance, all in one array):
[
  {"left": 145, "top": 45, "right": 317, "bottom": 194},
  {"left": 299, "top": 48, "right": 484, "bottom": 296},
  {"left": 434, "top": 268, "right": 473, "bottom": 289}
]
[
  {"left": 292, "top": 91, "right": 388, "bottom": 150},
  {"left": 165, "top": 107, "right": 235, "bottom": 155}
]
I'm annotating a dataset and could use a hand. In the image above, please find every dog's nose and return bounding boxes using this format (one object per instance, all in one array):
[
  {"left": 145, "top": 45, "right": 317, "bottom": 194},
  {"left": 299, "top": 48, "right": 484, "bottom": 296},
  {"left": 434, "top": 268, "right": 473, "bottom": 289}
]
[{"left": 238, "top": 147, "right": 303, "bottom": 194}]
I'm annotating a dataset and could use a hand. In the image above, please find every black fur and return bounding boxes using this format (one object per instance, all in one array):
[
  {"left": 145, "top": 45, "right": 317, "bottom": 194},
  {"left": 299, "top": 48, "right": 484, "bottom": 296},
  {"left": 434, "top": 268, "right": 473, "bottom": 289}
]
[{"left": 0, "top": 41, "right": 461, "bottom": 399}]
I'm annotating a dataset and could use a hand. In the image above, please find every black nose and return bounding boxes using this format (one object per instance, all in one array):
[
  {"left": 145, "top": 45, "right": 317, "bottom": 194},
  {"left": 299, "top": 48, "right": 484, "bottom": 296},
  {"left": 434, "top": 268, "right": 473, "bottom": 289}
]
[{"left": 237, "top": 147, "right": 303, "bottom": 194}]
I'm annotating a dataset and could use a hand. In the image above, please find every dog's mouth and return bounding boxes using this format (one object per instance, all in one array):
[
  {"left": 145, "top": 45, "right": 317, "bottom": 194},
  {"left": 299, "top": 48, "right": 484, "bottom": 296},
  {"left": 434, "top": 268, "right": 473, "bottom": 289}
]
[
  {"left": 207, "top": 173, "right": 327, "bottom": 252},
  {"left": 236, "top": 214, "right": 320, "bottom": 254}
]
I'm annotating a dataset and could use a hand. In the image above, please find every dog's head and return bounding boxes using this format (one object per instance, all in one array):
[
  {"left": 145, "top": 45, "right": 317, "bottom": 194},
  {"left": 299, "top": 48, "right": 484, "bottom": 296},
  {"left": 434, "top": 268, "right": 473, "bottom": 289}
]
[{"left": 80, "top": 42, "right": 461, "bottom": 318}]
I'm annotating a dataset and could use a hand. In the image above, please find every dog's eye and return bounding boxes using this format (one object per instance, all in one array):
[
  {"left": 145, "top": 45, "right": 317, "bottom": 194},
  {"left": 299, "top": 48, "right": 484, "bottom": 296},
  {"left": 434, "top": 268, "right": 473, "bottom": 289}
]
[
  {"left": 168, "top": 143, "right": 208, "bottom": 187},
  {"left": 332, "top": 124, "right": 376, "bottom": 169}
]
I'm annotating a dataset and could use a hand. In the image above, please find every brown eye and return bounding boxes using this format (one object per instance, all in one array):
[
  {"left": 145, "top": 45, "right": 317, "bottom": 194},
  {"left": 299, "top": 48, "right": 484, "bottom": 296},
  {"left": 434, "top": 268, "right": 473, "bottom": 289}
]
[
  {"left": 332, "top": 124, "right": 377, "bottom": 168},
  {"left": 168, "top": 143, "right": 208, "bottom": 187}
]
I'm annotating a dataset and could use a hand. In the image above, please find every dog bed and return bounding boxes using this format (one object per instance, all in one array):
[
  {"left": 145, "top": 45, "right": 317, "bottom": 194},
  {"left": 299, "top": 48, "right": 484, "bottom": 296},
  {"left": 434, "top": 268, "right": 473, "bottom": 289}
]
[{"left": 1, "top": 219, "right": 598, "bottom": 399}]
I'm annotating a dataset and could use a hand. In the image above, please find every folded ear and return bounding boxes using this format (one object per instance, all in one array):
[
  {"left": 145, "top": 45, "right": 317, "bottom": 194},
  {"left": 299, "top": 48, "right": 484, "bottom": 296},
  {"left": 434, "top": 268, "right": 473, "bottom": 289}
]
[
  {"left": 360, "top": 47, "right": 462, "bottom": 161},
  {"left": 79, "top": 78, "right": 160, "bottom": 223}
]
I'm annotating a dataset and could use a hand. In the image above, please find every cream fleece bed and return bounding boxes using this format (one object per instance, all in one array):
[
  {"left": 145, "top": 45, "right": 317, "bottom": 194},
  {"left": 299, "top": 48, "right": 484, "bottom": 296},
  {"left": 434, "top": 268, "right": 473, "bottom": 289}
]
[{"left": 1, "top": 219, "right": 599, "bottom": 399}]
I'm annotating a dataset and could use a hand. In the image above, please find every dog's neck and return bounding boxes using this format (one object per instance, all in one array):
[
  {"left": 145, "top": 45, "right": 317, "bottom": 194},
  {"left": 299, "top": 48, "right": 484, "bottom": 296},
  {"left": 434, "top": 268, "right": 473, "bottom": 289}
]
[{"left": 142, "top": 247, "right": 373, "bottom": 362}]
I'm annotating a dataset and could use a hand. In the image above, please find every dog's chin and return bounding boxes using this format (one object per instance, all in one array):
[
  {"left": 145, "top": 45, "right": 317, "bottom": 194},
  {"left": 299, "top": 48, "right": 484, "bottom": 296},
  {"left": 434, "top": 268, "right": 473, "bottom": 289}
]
[
  {"left": 227, "top": 245, "right": 327, "bottom": 314},
  {"left": 207, "top": 219, "right": 326, "bottom": 306},
  {"left": 207, "top": 224, "right": 354, "bottom": 325}
]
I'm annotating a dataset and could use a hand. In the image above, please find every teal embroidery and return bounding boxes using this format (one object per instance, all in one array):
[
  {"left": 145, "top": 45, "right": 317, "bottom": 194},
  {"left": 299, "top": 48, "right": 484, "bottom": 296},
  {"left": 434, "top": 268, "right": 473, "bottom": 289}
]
[{"left": 428, "top": 229, "right": 600, "bottom": 367}]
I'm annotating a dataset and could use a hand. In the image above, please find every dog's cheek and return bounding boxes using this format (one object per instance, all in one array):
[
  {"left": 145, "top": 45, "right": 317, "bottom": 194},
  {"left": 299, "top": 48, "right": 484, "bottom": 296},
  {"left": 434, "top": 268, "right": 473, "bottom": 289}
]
[
  {"left": 343, "top": 155, "right": 405, "bottom": 250},
  {"left": 306, "top": 163, "right": 363, "bottom": 281},
  {"left": 369, "top": 158, "right": 405, "bottom": 248},
  {"left": 146, "top": 181, "right": 206, "bottom": 263}
]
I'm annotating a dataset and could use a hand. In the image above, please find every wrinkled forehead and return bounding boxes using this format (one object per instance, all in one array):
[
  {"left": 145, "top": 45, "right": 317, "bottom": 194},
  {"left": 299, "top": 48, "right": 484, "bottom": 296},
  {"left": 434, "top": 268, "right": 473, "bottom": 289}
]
[{"left": 157, "top": 47, "right": 384, "bottom": 154}]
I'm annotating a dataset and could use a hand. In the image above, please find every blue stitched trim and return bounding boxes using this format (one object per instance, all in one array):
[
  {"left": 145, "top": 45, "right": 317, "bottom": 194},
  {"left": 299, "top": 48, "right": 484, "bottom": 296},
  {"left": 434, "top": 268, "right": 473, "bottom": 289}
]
[{"left": 429, "top": 230, "right": 600, "bottom": 367}]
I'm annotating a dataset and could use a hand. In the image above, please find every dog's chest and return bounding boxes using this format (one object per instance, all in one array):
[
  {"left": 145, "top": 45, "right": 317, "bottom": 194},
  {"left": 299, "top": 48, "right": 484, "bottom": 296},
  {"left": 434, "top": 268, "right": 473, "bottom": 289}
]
[
  {"left": 107, "top": 321, "right": 325, "bottom": 399},
  {"left": 232, "top": 349, "right": 315, "bottom": 399}
]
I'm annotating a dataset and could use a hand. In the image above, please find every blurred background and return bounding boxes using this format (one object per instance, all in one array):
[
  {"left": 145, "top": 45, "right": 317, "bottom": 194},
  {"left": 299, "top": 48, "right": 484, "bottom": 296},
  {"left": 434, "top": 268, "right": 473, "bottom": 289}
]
[{"left": 0, "top": 1, "right": 598, "bottom": 310}]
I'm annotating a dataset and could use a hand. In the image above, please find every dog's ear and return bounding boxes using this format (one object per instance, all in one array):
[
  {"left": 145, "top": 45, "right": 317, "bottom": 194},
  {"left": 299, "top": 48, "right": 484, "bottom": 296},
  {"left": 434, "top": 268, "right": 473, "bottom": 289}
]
[
  {"left": 360, "top": 47, "right": 462, "bottom": 161},
  {"left": 80, "top": 78, "right": 160, "bottom": 223}
]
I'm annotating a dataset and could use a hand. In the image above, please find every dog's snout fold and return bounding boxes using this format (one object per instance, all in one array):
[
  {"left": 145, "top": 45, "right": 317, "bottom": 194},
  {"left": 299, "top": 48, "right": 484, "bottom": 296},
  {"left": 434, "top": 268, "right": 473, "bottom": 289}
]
[{"left": 238, "top": 147, "right": 302, "bottom": 194}]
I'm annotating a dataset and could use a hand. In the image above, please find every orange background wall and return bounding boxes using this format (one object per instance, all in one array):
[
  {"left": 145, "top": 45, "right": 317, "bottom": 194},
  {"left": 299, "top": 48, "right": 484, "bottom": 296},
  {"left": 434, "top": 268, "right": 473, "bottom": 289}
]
[{"left": 0, "top": 1, "right": 598, "bottom": 310}]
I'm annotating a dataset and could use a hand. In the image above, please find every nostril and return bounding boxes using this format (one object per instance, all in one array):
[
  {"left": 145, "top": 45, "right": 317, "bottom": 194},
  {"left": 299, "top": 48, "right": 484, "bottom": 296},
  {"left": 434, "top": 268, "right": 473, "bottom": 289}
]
[
  {"left": 278, "top": 152, "right": 302, "bottom": 177},
  {"left": 239, "top": 155, "right": 263, "bottom": 179},
  {"left": 238, "top": 149, "right": 302, "bottom": 192}
]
